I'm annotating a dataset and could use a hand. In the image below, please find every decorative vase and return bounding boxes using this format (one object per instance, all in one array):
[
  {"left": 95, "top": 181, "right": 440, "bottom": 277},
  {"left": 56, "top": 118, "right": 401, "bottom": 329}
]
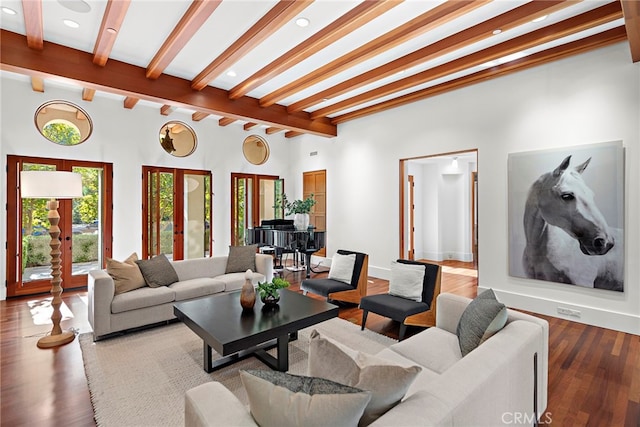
[
  {"left": 293, "top": 213, "right": 309, "bottom": 231},
  {"left": 261, "top": 293, "right": 280, "bottom": 306},
  {"left": 240, "top": 269, "right": 256, "bottom": 310}
]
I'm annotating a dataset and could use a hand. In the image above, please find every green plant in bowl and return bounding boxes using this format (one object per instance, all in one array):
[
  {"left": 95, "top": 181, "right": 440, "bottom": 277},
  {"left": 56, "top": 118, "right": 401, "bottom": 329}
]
[{"left": 257, "top": 277, "right": 290, "bottom": 304}]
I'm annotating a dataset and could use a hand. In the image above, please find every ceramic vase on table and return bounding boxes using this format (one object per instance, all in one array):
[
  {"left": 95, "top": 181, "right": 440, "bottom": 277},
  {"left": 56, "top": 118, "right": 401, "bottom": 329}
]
[
  {"left": 293, "top": 213, "right": 309, "bottom": 231},
  {"left": 240, "top": 269, "right": 256, "bottom": 310}
]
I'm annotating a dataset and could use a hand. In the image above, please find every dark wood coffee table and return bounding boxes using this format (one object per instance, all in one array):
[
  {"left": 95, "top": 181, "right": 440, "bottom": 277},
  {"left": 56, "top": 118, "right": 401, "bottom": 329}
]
[{"left": 174, "top": 289, "right": 338, "bottom": 373}]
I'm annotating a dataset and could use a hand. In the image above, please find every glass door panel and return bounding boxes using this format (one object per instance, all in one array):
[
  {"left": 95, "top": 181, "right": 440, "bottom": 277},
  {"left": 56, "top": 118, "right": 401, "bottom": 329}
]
[
  {"left": 21, "top": 162, "right": 57, "bottom": 284},
  {"left": 71, "top": 166, "right": 104, "bottom": 276},
  {"left": 145, "top": 169, "right": 174, "bottom": 259},
  {"left": 231, "top": 174, "right": 282, "bottom": 246},
  {"left": 183, "top": 173, "right": 212, "bottom": 259}
]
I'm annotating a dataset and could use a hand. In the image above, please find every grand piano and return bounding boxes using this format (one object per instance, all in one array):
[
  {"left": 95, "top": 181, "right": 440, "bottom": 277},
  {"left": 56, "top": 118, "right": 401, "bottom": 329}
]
[{"left": 246, "top": 219, "right": 325, "bottom": 278}]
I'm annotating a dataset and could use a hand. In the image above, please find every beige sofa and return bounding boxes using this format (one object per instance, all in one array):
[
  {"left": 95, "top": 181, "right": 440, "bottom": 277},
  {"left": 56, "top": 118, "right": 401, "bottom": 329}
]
[
  {"left": 88, "top": 254, "right": 273, "bottom": 341},
  {"left": 184, "top": 293, "right": 549, "bottom": 426}
]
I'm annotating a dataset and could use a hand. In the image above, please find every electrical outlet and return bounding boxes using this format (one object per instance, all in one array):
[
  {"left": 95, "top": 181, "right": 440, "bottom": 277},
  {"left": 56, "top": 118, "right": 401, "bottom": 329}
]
[{"left": 557, "top": 307, "right": 581, "bottom": 318}]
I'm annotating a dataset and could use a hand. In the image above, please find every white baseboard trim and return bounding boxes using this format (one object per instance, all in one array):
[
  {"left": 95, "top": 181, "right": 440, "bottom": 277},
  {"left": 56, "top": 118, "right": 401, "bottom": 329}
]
[{"left": 483, "top": 287, "right": 640, "bottom": 335}]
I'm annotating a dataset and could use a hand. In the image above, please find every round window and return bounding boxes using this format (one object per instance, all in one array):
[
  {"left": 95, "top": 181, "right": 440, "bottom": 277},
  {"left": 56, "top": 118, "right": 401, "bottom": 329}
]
[
  {"left": 34, "top": 100, "right": 92, "bottom": 145},
  {"left": 159, "top": 121, "right": 198, "bottom": 157}
]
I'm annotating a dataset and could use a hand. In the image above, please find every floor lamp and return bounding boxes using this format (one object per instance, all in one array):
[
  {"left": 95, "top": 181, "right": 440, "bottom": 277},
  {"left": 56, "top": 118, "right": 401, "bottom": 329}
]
[{"left": 20, "top": 170, "right": 83, "bottom": 349}]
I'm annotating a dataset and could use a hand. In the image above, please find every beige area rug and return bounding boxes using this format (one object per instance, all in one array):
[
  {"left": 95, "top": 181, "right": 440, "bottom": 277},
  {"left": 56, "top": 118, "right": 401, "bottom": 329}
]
[{"left": 80, "top": 317, "right": 396, "bottom": 427}]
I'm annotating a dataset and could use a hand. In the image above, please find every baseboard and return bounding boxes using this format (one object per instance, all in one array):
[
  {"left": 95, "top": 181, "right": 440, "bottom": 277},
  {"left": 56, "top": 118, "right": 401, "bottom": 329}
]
[{"left": 483, "top": 287, "right": 640, "bottom": 335}]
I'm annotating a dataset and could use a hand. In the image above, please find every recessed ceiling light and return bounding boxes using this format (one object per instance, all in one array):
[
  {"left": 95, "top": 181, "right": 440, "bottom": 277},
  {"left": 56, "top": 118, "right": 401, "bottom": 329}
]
[
  {"left": 57, "top": 0, "right": 91, "bottom": 13},
  {"left": 532, "top": 15, "right": 548, "bottom": 23},
  {"left": 1, "top": 7, "right": 17, "bottom": 15},
  {"left": 63, "top": 19, "right": 80, "bottom": 28},
  {"left": 492, "top": 29, "right": 502, "bottom": 35},
  {"left": 296, "top": 17, "right": 310, "bottom": 27},
  {"left": 226, "top": 70, "right": 237, "bottom": 78}
]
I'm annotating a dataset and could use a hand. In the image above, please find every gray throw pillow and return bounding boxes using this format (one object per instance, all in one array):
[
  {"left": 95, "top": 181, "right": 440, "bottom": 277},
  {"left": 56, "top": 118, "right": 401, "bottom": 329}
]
[
  {"left": 135, "top": 254, "right": 179, "bottom": 288},
  {"left": 456, "top": 288, "right": 508, "bottom": 356},
  {"left": 308, "top": 330, "right": 422, "bottom": 426},
  {"left": 225, "top": 245, "right": 257, "bottom": 274},
  {"left": 240, "top": 370, "right": 371, "bottom": 427}
]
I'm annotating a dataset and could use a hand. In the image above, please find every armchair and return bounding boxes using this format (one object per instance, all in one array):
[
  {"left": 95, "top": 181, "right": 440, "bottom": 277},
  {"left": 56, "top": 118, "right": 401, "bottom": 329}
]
[
  {"left": 300, "top": 249, "right": 369, "bottom": 304},
  {"left": 359, "top": 260, "right": 441, "bottom": 340}
]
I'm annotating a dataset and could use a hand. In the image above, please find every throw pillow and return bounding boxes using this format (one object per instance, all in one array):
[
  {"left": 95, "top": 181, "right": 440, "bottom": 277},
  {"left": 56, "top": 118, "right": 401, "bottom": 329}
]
[
  {"left": 328, "top": 252, "right": 356, "bottom": 284},
  {"left": 225, "top": 244, "right": 257, "bottom": 274},
  {"left": 388, "top": 261, "right": 425, "bottom": 302},
  {"left": 308, "top": 330, "right": 422, "bottom": 426},
  {"left": 456, "top": 288, "right": 508, "bottom": 357},
  {"left": 240, "top": 370, "right": 371, "bottom": 427},
  {"left": 106, "top": 252, "right": 146, "bottom": 295},
  {"left": 135, "top": 254, "right": 179, "bottom": 288}
]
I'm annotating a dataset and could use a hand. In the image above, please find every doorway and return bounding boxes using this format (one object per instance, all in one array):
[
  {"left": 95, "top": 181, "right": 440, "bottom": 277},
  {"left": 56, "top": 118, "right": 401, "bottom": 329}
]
[
  {"left": 399, "top": 150, "right": 478, "bottom": 267},
  {"left": 6, "top": 156, "right": 113, "bottom": 297},
  {"left": 231, "top": 173, "right": 282, "bottom": 246}
]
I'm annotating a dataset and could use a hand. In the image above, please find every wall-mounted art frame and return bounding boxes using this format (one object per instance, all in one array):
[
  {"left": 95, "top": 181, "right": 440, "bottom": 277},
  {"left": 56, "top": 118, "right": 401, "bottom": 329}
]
[{"left": 508, "top": 141, "right": 624, "bottom": 292}]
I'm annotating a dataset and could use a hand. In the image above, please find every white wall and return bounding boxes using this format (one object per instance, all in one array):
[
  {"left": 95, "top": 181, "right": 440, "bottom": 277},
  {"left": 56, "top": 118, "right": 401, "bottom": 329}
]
[
  {"left": 290, "top": 42, "right": 639, "bottom": 334},
  {"left": 1, "top": 43, "right": 638, "bottom": 335}
]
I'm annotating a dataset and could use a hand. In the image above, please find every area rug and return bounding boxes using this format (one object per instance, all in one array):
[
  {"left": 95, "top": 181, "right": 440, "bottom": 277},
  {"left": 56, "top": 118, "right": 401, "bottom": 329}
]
[{"left": 79, "top": 317, "right": 396, "bottom": 427}]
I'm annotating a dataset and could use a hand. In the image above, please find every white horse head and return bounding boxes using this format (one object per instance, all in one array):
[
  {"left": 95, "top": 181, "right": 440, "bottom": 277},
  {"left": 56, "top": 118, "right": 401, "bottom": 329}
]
[{"left": 536, "top": 155, "right": 614, "bottom": 256}]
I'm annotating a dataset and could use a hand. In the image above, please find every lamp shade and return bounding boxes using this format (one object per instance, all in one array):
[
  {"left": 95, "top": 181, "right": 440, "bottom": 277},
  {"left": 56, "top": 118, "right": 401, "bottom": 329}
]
[{"left": 20, "top": 171, "right": 83, "bottom": 199}]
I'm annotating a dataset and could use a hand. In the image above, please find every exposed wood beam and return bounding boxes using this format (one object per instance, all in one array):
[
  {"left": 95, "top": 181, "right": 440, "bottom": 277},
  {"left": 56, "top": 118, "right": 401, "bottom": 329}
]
[
  {"left": 289, "top": 0, "right": 576, "bottom": 113},
  {"left": 333, "top": 27, "right": 628, "bottom": 124},
  {"left": 218, "top": 117, "right": 236, "bottom": 126},
  {"left": 0, "top": 30, "right": 336, "bottom": 137},
  {"left": 92, "top": 0, "right": 131, "bottom": 66},
  {"left": 312, "top": 2, "right": 623, "bottom": 119},
  {"left": 82, "top": 88, "right": 96, "bottom": 101},
  {"left": 22, "top": 0, "right": 43, "bottom": 50},
  {"left": 285, "top": 131, "right": 303, "bottom": 138},
  {"left": 244, "top": 122, "right": 259, "bottom": 130},
  {"left": 123, "top": 97, "right": 139, "bottom": 109},
  {"left": 259, "top": 0, "right": 490, "bottom": 108},
  {"left": 265, "top": 127, "right": 283, "bottom": 135},
  {"left": 621, "top": 0, "right": 640, "bottom": 62},
  {"left": 146, "top": 0, "right": 223, "bottom": 79},
  {"left": 160, "top": 105, "right": 174, "bottom": 116},
  {"left": 228, "top": 0, "right": 402, "bottom": 100},
  {"left": 31, "top": 76, "right": 44, "bottom": 92},
  {"left": 192, "top": 112, "right": 209, "bottom": 121},
  {"left": 191, "top": 0, "right": 313, "bottom": 91}
]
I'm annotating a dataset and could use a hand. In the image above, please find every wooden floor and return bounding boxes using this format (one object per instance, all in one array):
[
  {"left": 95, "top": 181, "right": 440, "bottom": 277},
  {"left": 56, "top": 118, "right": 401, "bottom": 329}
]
[{"left": 1, "top": 260, "right": 638, "bottom": 426}]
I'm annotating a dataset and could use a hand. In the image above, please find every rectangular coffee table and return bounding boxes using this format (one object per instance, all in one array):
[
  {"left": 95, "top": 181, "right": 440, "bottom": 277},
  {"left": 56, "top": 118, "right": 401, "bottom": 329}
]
[{"left": 174, "top": 289, "right": 338, "bottom": 373}]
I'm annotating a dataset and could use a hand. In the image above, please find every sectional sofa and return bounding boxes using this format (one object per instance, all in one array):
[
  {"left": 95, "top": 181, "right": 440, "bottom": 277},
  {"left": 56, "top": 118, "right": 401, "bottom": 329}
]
[
  {"left": 88, "top": 253, "right": 273, "bottom": 341},
  {"left": 185, "top": 292, "right": 549, "bottom": 426}
]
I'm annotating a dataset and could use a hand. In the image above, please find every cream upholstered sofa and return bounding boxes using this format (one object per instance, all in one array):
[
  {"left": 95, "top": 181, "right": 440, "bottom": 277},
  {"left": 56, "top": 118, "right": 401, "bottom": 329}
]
[
  {"left": 88, "top": 253, "right": 273, "bottom": 341},
  {"left": 184, "top": 292, "right": 549, "bottom": 427}
]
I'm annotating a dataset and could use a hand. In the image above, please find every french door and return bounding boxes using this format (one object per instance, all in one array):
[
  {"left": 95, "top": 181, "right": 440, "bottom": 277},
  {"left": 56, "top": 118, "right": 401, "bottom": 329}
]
[
  {"left": 6, "top": 156, "right": 113, "bottom": 297},
  {"left": 142, "top": 167, "right": 212, "bottom": 260},
  {"left": 231, "top": 173, "right": 282, "bottom": 246}
]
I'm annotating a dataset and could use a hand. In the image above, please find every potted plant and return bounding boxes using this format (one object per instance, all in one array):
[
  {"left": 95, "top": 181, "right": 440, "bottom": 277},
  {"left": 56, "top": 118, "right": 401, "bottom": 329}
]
[
  {"left": 276, "top": 193, "right": 316, "bottom": 230},
  {"left": 257, "top": 277, "right": 290, "bottom": 305}
]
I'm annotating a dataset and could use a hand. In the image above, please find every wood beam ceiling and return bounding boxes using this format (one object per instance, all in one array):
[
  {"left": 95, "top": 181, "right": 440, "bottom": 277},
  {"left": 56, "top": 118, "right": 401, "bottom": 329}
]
[
  {"left": 228, "top": 0, "right": 403, "bottom": 100},
  {"left": 190, "top": 0, "right": 313, "bottom": 91},
  {"left": 621, "top": 0, "right": 640, "bottom": 62},
  {"left": 333, "top": 26, "right": 628, "bottom": 124},
  {"left": 146, "top": 0, "right": 223, "bottom": 79},
  {"left": 313, "top": 2, "right": 624, "bottom": 119},
  {"left": 288, "top": 0, "right": 575, "bottom": 113},
  {"left": 92, "top": 0, "right": 131, "bottom": 66},
  {"left": 259, "top": 0, "right": 489, "bottom": 108},
  {"left": 21, "top": 0, "right": 43, "bottom": 50},
  {"left": 0, "top": 30, "right": 336, "bottom": 137}
]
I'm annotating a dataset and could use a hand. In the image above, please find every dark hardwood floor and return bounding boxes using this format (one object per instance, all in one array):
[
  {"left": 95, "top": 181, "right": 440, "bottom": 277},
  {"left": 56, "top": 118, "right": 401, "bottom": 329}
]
[{"left": 1, "top": 260, "right": 638, "bottom": 426}]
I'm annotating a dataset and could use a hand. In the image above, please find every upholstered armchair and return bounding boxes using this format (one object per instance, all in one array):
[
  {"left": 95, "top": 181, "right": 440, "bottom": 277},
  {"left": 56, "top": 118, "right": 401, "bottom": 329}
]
[
  {"left": 359, "top": 260, "right": 442, "bottom": 340},
  {"left": 300, "top": 249, "right": 369, "bottom": 304}
]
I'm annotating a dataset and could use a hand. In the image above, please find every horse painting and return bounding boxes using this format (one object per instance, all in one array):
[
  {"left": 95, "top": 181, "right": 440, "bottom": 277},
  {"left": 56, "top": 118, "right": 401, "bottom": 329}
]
[{"left": 522, "top": 155, "right": 623, "bottom": 291}]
